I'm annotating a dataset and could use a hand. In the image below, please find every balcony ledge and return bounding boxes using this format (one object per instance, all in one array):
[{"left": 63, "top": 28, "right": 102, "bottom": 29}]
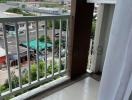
[
  {"left": 11, "top": 76, "right": 70, "bottom": 100},
  {"left": 87, "top": 0, "right": 116, "bottom": 4}
]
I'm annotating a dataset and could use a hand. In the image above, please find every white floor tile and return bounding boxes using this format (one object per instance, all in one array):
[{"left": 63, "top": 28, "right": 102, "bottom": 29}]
[{"left": 42, "top": 77, "right": 100, "bottom": 100}]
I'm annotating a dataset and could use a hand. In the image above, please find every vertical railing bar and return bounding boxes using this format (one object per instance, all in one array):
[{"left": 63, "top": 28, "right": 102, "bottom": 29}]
[
  {"left": 65, "top": 19, "right": 69, "bottom": 71},
  {"left": 26, "top": 21, "right": 31, "bottom": 84},
  {"left": 59, "top": 19, "right": 62, "bottom": 74},
  {"left": 15, "top": 22, "right": 22, "bottom": 88},
  {"left": 52, "top": 20, "right": 55, "bottom": 77},
  {"left": 36, "top": 21, "right": 40, "bottom": 81},
  {"left": 3, "top": 22, "right": 12, "bottom": 92},
  {"left": 44, "top": 20, "right": 48, "bottom": 78}
]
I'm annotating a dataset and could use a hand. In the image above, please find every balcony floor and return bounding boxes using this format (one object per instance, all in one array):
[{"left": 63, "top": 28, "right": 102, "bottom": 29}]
[{"left": 31, "top": 76, "right": 100, "bottom": 100}]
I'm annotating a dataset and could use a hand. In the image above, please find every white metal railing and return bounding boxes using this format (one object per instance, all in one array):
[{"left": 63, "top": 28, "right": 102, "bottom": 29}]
[{"left": 0, "top": 14, "right": 70, "bottom": 99}]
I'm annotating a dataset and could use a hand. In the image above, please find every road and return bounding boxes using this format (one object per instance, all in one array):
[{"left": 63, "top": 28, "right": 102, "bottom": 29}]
[
  {"left": 0, "top": 3, "right": 17, "bottom": 12},
  {"left": 0, "top": 28, "right": 66, "bottom": 48}
]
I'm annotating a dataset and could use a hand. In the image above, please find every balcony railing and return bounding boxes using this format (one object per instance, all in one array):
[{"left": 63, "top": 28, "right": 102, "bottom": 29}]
[{"left": 0, "top": 15, "right": 70, "bottom": 99}]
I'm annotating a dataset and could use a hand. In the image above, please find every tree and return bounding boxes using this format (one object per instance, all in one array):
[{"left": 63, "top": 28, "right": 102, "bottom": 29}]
[
  {"left": 6, "top": 8, "right": 23, "bottom": 14},
  {"left": 39, "top": 35, "right": 51, "bottom": 43},
  {"left": 0, "top": 0, "right": 6, "bottom": 3},
  {"left": 30, "top": 63, "right": 37, "bottom": 81},
  {"left": 55, "top": 39, "right": 59, "bottom": 48},
  {"left": 39, "top": 60, "right": 45, "bottom": 78},
  {"left": 0, "top": 59, "right": 65, "bottom": 100},
  {"left": 10, "top": 71, "right": 19, "bottom": 89},
  {"left": 0, "top": 84, "right": 6, "bottom": 93},
  {"left": 6, "top": 8, "right": 35, "bottom": 16},
  {"left": 47, "top": 20, "right": 67, "bottom": 31},
  {"left": 47, "top": 62, "right": 59, "bottom": 75}
]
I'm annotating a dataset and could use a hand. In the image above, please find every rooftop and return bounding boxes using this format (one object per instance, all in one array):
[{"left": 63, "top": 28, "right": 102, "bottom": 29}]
[
  {"left": 0, "top": 45, "right": 27, "bottom": 57},
  {"left": 21, "top": 40, "right": 52, "bottom": 51}
]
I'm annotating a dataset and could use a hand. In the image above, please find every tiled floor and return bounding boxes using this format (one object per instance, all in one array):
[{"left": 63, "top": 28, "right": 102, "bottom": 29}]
[{"left": 42, "top": 77, "right": 100, "bottom": 100}]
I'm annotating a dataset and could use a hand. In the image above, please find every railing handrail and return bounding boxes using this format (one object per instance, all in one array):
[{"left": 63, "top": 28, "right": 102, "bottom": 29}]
[
  {"left": 0, "top": 14, "right": 70, "bottom": 23},
  {"left": 0, "top": 14, "right": 70, "bottom": 99}
]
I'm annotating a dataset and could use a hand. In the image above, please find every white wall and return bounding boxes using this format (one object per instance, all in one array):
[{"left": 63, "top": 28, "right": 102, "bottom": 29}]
[{"left": 91, "top": 4, "right": 115, "bottom": 72}]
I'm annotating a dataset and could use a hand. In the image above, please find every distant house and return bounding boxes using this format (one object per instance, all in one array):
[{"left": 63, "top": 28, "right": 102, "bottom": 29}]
[
  {"left": 0, "top": 46, "right": 34, "bottom": 67},
  {"left": 5, "top": 21, "right": 35, "bottom": 34},
  {"left": 0, "top": 12, "right": 35, "bottom": 36}
]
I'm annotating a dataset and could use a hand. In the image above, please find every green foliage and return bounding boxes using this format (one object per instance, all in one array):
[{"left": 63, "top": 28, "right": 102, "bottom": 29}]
[
  {"left": 0, "top": 71, "right": 20, "bottom": 93},
  {"left": 0, "top": 0, "right": 6, "bottom": 3},
  {"left": 62, "top": 9, "right": 67, "bottom": 13},
  {"left": 6, "top": 8, "right": 35, "bottom": 16},
  {"left": 55, "top": 39, "right": 59, "bottom": 48},
  {"left": 2, "top": 79, "right": 9, "bottom": 92},
  {"left": 6, "top": 8, "right": 23, "bottom": 14},
  {"left": 22, "top": 74, "right": 28, "bottom": 85},
  {"left": 39, "top": 35, "right": 51, "bottom": 43},
  {"left": 30, "top": 63, "right": 37, "bottom": 81},
  {"left": 0, "top": 84, "right": 6, "bottom": 93},
  {"left": 92, "top": 20, "right": 96, "bottom": 34},
  {"left": 47, "top": 62, "right": 59, "bottom": 75},
  {"left": 3, "top": 95, "right": 14, "bottom": 100},
  {"left": 11, "top": 72, "right": 19, "bottom": 89},
  {"left": 39, "top": 60, "right": 45, "bottom": 78},
  {"left": 47, "top": 20, "right": 66, "bottom": 31},
  {"left": 0, "top": 60, "right": 63, "bottom": 99},
  {"left": 62, "top": 20, "right": 67, "bottom": 31},
  {"left": 22, "top": 60, "right": 46, "bottom": 82},
  {"left": 54, "top": 39, "right": 65, "bottom": 53}
]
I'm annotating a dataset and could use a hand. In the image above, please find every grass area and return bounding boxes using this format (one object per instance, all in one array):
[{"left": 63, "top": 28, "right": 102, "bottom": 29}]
[
  {"left": 6, "top": 8, "right": 35, "bottom": 16},
  {"left": 0, "top": 0, "right": 6, "bottom": 3}
]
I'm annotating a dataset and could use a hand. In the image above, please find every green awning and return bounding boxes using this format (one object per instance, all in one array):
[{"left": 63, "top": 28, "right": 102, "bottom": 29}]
[{"left": 22, "top": 40, "right": 52, "bottom": 51}]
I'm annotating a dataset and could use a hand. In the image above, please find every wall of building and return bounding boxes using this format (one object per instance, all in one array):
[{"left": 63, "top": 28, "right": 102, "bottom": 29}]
[{"left": 91, "top": 4, "right": 115, "bottom": 72}]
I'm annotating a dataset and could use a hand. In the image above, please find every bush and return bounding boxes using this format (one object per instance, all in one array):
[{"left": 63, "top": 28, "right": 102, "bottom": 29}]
[
  {"left": 39, "top": 60, "right": 45, "bottom": 78},
  {"left": 47, "top": 20, "right": 67, "bottom": 31},
  {"left": 0, "top": 84, "right": 6, "bottom": 93},
  {"left": 47, "top": 62, "right": 59, "bottom": 75},
  {"left": 11, "top": 73, "right": 19, "bottom": 89},
  {"left": 1, "top": 60, "right": 64, "bottom": 99},
  {"left": 22, "top": 60, "right": 46, "bottom": 82},
  {"left": 0, "top": 0, "right": 6, "bottom": 3},
  {"left": 30, "top": 63, "right": 37, "bottom": 81},
  {"left": 6, "top": 8, "right": 35, "bottom": 16},
  {"left": 39, "top": 35, "right": 51, "bottom": 43},
  {"left": 6, "top": 8, "right": 23, "bottom": 14},
  {"left": 91, "top": 20, "right": 96, "bottom": 38}
]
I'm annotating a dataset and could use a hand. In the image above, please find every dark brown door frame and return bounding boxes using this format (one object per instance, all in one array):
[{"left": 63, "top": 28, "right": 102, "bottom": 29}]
[{"left": 68, "top": 0, "right": 94, "bottom": 79}]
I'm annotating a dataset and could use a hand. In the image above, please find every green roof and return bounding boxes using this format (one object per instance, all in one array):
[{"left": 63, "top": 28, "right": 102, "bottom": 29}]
[{"left": 22, "top": 40, "right": 52, "bottom": 51}]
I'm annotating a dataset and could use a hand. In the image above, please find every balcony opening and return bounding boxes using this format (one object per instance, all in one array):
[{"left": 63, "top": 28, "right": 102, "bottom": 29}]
[
  {"left": 0, "top": 0, "right": 102, "bottom": 100},
  {"left": 87, "top": 3, "right": 98, "bottom": 73}
]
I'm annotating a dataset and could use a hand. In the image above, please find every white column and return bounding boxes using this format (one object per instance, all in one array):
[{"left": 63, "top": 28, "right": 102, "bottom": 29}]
[
  {"left": 98, "top": 0, "right": 132, "bottom": 99},
  {"left": 91, "top": 4, "right": 115, "bottom": 72}
]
